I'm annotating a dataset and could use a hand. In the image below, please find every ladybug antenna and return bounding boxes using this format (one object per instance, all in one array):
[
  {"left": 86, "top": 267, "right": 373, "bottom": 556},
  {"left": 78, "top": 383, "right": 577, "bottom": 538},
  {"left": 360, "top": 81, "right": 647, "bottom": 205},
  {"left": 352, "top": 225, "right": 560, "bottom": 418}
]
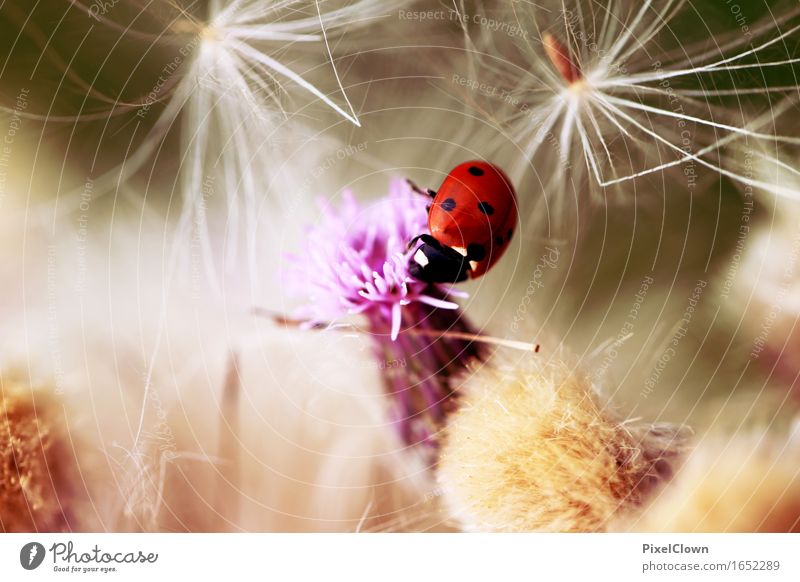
[
  {"left": 254, "top": 308, "right": 541, "bottom": 353},
  {"left": 543, "top": 33, "right": 582, "bottom": 85}
]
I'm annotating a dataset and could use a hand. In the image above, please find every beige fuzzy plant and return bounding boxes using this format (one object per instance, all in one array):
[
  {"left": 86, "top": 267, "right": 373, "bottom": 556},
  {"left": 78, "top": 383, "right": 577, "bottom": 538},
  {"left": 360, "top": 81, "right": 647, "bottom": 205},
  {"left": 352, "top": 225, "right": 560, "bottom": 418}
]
[{"left": 437, "top": 352, "right": 685, "bottom": 532}]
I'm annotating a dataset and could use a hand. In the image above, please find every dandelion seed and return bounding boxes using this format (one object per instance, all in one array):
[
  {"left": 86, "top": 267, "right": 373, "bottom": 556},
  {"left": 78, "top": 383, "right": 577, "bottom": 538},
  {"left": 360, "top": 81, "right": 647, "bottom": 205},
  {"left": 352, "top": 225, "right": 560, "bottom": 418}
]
[
  {"left": 467, "top": 1, "right": 800, "bottom": 225},
  {"left": 48, "top": 0, "right": 409, "bottom": 474},
  {"left": 24, "top": 0, "right": 406, "bottom": 278}
]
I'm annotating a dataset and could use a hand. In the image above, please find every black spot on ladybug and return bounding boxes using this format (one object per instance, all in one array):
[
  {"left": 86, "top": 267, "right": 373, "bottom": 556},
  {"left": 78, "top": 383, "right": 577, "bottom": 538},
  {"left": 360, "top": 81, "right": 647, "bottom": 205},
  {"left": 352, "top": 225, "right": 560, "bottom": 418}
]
[
  {"left": 478, "top": 201, "right": 495, "bottom": 215},
  {"left": 495, "top": 236, "right": 503, "bottom": 246},
  {"left": 440, "top": 198, "right": 457, "bottom": 211},
  {"left": 507, "top": 228, "right": 513, "bottom": 241},
  {"left": 468, "top": 166, "right": 485, "bottom": 176},
  {"left": 467, "top": 243, "right": 486, "bottom": 261}
]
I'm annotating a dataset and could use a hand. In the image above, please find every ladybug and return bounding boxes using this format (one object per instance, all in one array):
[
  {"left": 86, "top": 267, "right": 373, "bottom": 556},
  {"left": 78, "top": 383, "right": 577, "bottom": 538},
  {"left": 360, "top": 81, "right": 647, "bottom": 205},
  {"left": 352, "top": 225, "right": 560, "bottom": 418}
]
[{"left": 407, "top": 161, "right": 517, "bottom": 284}]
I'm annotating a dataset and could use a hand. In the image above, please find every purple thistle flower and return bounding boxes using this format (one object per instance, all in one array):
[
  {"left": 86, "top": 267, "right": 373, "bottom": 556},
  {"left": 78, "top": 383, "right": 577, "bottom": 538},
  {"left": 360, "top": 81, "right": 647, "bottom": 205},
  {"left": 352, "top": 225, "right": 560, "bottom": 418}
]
[{"left": 285, "top": 179, "right": 483, "bottom": 446}]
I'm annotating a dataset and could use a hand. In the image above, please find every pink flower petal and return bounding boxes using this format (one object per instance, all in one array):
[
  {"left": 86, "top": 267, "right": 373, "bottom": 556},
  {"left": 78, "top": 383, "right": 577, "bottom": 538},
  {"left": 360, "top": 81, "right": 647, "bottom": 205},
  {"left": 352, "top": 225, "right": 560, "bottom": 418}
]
[
  {"left": 417, "top": 294, "right": 459, "bottom": 310},
  {"left": 391, "top": 302, "right": 402, "bottom": 341},
  {"left": 440, "top": 285, "right": 470, "bottom": 299}
]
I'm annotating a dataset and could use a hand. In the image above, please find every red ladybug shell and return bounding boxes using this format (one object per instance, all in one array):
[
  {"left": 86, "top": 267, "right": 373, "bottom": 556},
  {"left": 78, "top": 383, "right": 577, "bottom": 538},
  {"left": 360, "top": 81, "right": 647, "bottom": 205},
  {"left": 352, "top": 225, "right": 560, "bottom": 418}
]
[{"left": 428, "top": 161, "right": 517, "bottom": 278}]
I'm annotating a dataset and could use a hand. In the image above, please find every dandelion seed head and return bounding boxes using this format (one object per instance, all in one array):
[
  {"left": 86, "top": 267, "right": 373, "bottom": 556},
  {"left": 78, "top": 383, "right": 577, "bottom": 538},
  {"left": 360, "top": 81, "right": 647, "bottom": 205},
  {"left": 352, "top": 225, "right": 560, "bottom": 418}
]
[
  {"left": 199, "top": 26, "right": 220, "bottom": 45},
  {"left": 52, "top": 0, "right": 408, "bottom": 285},
  {"left": 466, "top": 0, "right": 800, "bottom": 227}
]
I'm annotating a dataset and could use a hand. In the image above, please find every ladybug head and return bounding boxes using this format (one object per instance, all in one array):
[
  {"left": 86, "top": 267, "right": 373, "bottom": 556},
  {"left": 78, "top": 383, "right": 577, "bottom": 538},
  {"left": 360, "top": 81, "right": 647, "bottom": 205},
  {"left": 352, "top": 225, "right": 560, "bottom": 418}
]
[{"left": 408, "top": 234, "right": 470, "bottom": 284}]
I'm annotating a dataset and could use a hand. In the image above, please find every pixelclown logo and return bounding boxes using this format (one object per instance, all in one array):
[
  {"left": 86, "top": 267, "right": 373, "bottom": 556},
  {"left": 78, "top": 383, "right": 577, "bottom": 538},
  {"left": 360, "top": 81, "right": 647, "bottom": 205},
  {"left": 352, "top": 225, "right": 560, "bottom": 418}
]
[{"left": 20, "top": 542, "right": 46, "bottom": 570}]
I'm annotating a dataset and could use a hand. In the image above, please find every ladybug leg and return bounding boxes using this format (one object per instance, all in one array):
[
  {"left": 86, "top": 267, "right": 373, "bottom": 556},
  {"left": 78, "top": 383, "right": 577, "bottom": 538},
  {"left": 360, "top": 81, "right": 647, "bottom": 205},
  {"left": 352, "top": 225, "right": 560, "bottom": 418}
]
[
  {"left": 406, "top": 234, "right": 422, "bottom": 250},
  {"left": 406, "top": 179, "right": 437, "bottom": 199},
  {"left": 406, "top": 233, "right": 437, "bottom": 251}
]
